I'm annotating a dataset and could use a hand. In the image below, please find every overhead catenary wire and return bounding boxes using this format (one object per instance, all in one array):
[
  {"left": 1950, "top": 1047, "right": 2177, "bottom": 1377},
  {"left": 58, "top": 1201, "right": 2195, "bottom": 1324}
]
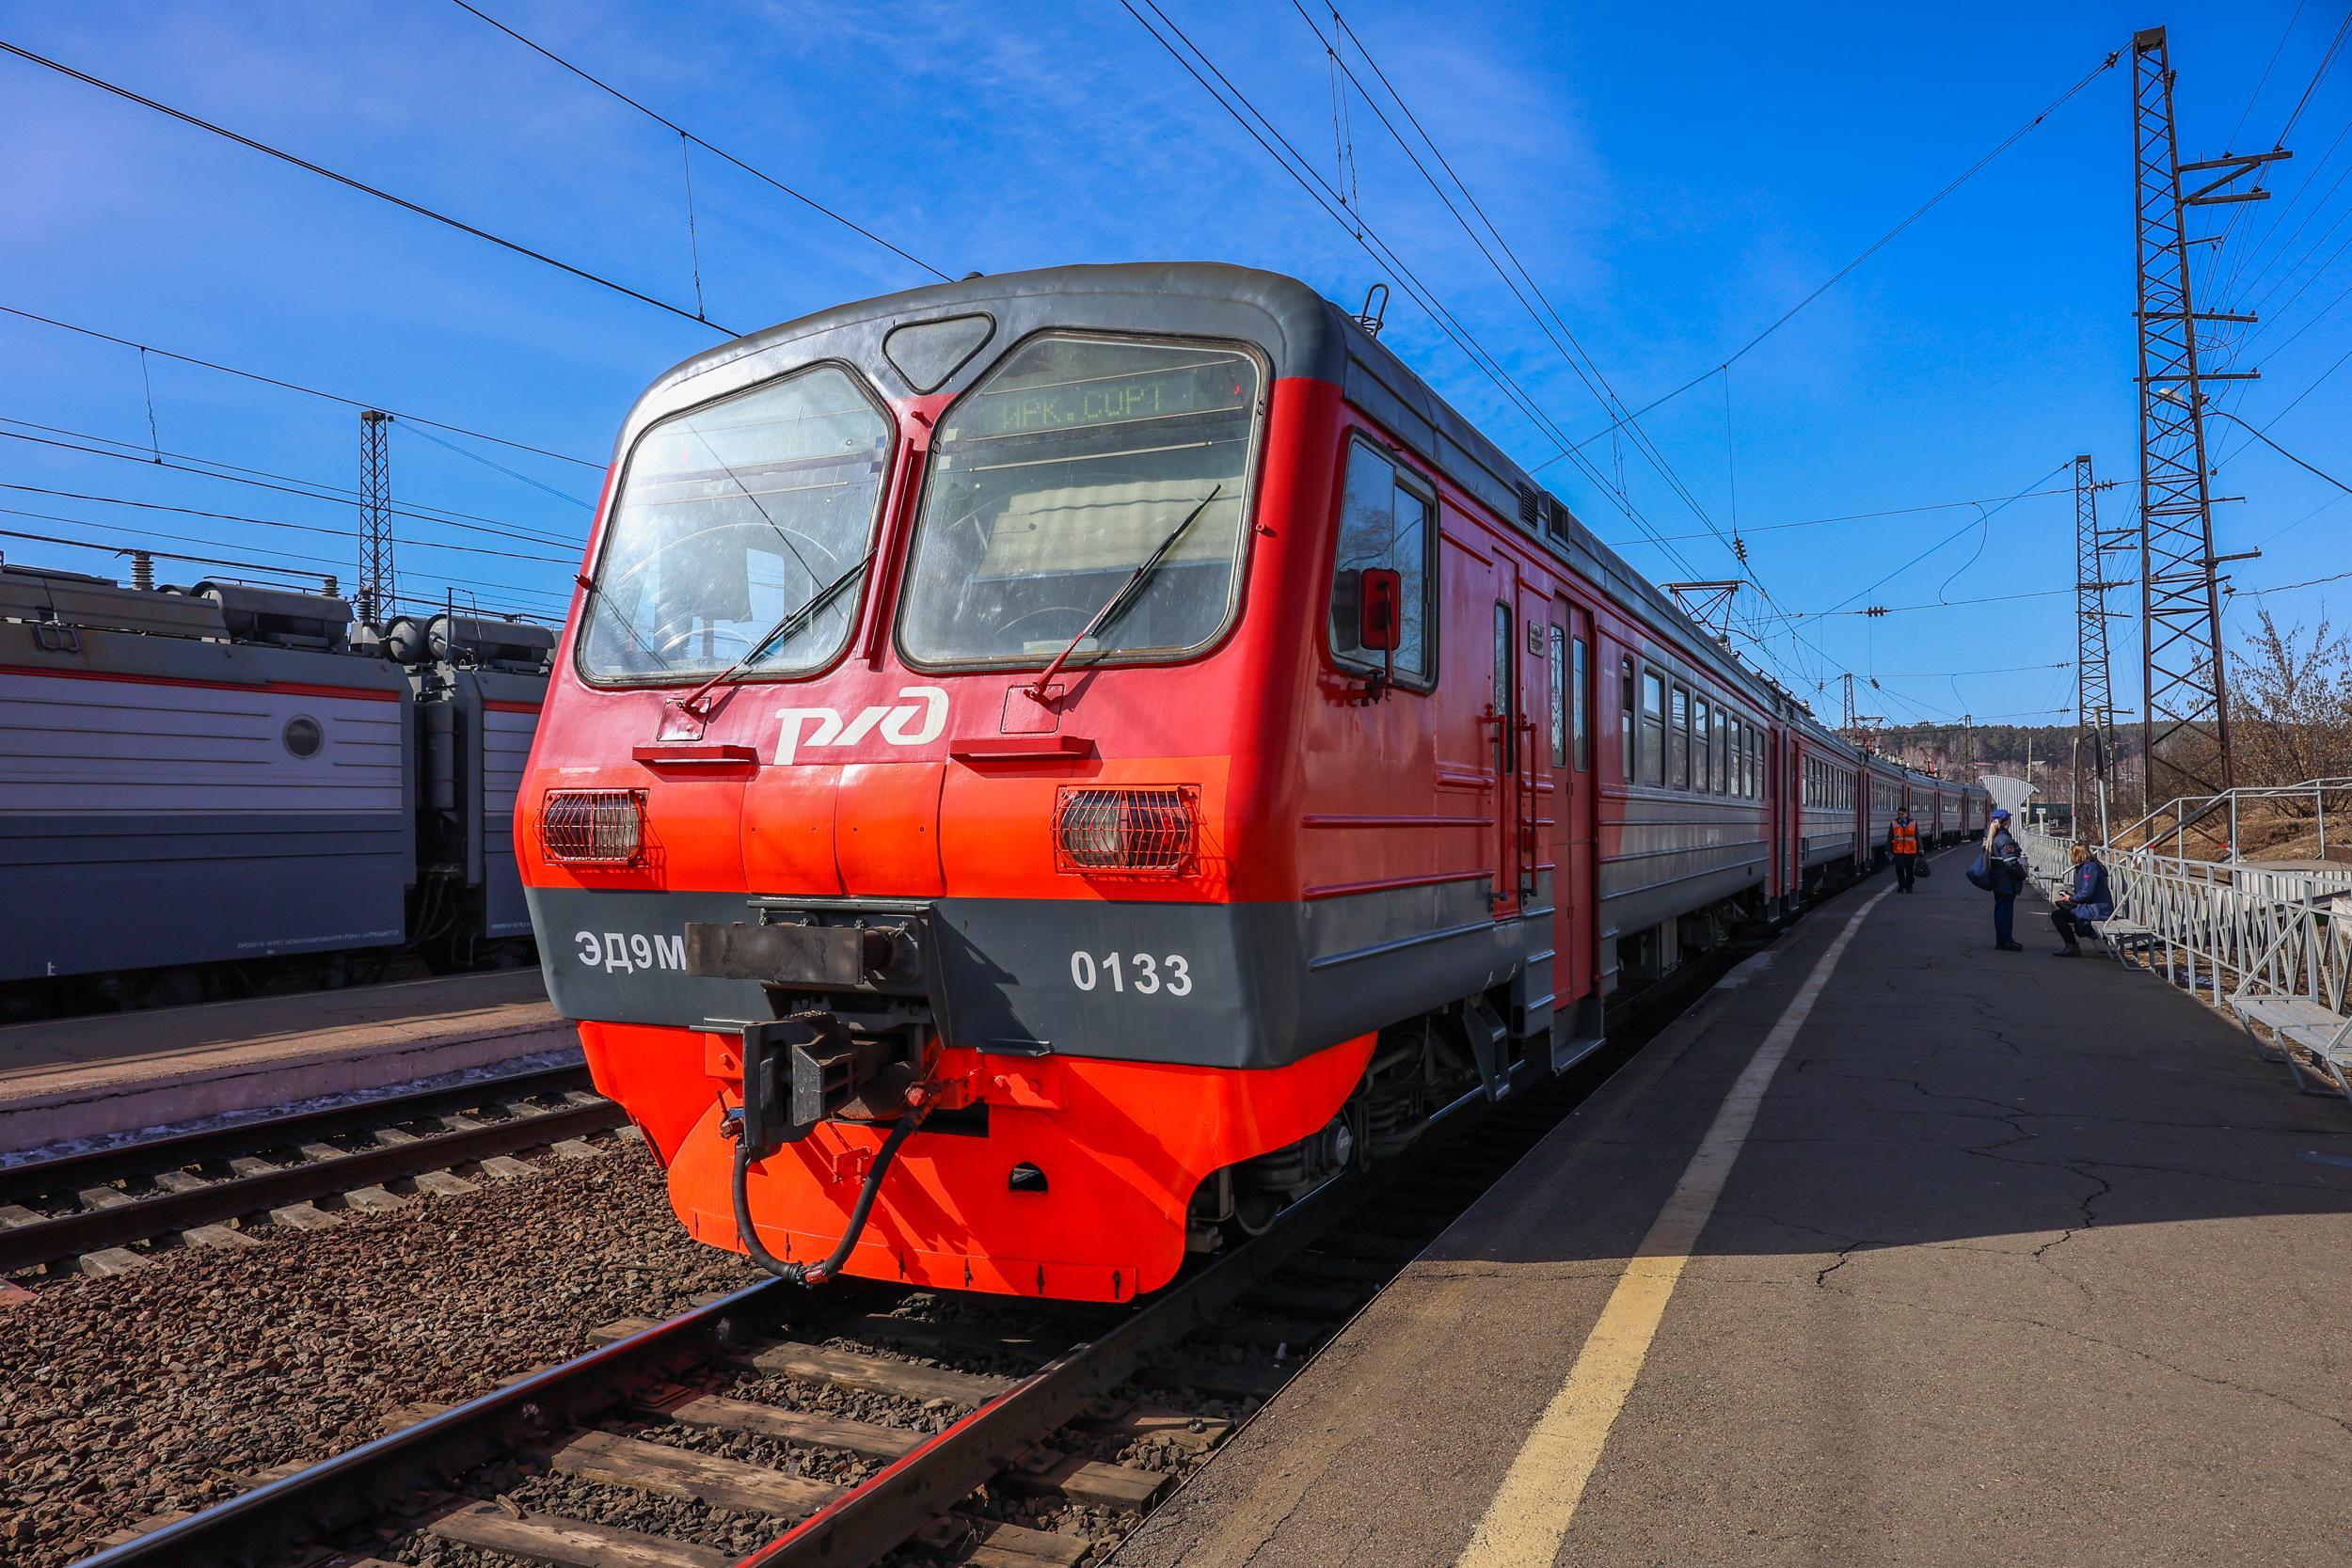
[
  {"left": 444, "top": 0, "right": 954, "bottom": 285},
  {"left": 397, "top": 420, "right": 593, "bottom": 508},
  {"left": 0, "top": 39, "right": 739, "bottom": 334},
  {"left": 1296, "top": 0, "right": 1782, "bottom": 641},
  {"left": 0, "top": 424, "right": 584, "bottom": 550},
  {"left": 1112, "top": 0, "right": 1710, "bottom": 589},
  {"left": 0, "top": 302, "right": 602, "bottom": 469},
  {"left": 1549, "top": 48, "right": 2123, "bottom": 456},
  {"left": 1597, "top": 483, "right": 2110, "bottom": 548},
  {"left": 0, "top": 480, "right": 575, "bottom": 565}
]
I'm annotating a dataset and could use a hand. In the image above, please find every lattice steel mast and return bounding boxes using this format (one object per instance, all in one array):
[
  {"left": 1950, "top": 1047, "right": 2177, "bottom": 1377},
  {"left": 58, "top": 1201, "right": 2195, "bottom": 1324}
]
[
  {"left": 358, "top": 409, "right": 394, "bottom": 624},
  {"left": 2130, "top": 26, "right": 2281, "bottom": 810},
  {"left": 2073, "top": 454, "right": 2117, "bottom": 840}
]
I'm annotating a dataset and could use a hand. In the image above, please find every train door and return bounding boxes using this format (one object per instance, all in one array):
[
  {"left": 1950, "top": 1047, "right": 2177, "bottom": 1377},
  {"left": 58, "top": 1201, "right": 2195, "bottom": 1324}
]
[
  {"left": 1484, "top": 569, "right": 1526, "bottom": 922},
  {"left": 1769, "top": 723, "right": 1788, "bottom": 907},
  {"left": 1778, "top": 737, "right": 1797, "bottom": 893},
  {"left": 1548, "top": 599, "right": 1596, "bottom": 1012}
]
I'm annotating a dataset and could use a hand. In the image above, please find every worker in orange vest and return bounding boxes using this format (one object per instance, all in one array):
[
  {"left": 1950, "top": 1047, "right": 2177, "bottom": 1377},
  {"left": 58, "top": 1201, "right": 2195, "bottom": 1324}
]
[{"left": 1888, "top": 807, "right": 1921, "bottom": 893}]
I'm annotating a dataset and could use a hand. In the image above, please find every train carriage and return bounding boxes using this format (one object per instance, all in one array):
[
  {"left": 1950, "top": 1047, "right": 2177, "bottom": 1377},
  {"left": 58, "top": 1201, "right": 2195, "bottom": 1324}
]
[
  {"left": 0, "top": 565, "right": 552, "bottom": 1011},
  {"left": 517, "top": 262, "right": 1983, "bottom": 1303}
]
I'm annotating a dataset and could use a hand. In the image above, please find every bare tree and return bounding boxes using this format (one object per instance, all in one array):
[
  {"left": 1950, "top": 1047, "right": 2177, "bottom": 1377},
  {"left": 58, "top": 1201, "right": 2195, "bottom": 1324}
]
[{"left": 2229, "top": 610, "right": 2352, "bottom": 808}]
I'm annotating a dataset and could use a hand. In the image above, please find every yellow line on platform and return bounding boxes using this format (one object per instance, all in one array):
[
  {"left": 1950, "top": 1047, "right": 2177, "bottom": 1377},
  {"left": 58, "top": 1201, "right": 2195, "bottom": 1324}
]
[{"left": 1454, "top": 882, "right": 1895, "bottom": 1568}]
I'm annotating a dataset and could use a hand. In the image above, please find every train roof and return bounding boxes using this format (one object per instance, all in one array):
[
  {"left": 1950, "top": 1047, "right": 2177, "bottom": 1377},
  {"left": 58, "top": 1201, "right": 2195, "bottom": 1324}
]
[
  {"left": 647, "top": 262, "right": 1984, "bottom": 799},
  {"left": 650, "top": 263, "right": 1805, "bottom": 710}
]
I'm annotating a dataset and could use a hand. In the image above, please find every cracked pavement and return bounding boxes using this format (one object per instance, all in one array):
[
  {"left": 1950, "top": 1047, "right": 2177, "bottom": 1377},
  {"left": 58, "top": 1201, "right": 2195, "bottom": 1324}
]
[{"left": 1111, "top": 859, "right": 2352, "bottom": 1568}]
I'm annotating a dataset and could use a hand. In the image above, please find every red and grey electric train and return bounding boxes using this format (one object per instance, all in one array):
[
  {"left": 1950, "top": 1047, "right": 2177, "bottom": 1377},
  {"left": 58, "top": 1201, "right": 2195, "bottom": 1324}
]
[{"left": 518, "top": 263, "right": 1984, "bottom": 1303}]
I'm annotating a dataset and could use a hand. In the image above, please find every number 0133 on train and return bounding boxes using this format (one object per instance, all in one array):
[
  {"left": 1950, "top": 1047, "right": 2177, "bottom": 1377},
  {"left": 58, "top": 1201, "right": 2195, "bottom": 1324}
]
[{"left": 518, "top": 263, "right": 1982, "bottom": 1302}]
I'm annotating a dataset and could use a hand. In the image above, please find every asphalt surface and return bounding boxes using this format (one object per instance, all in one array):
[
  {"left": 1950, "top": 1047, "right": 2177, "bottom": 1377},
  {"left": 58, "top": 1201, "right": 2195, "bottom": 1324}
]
[{"left": 1114, "top": 855, "right": 2352, "bottom": 1567}]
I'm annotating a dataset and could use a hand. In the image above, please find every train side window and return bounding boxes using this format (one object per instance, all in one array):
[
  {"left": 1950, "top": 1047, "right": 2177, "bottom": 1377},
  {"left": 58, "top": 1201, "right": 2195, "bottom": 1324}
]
[
  {"left": 1708, "top": 705, "right": 1724, "bottom": 793},
  {"left": 1329, "top": 439, "right": 1434, "bottom": 685},
  {"left": 1572, "top": 634, "right": 1589, "bottom": 771},
  {"left": 1621, "top": 657, "right": 1636, "bottom": 782},
  {"left": 1548, "top": 626, "right": 1567, "bottom": 768},
  {"left": 1670, "top": 685, "right": 1691, "bottom": 789},
  {"left": 1642, "top": 670, "right": 1666, "bottom": 786},
  {"left": 1727, "top": 717, "right": 1742, "bottom": 797},
  {"left": 1693, "top": 697, "right": 1712, "bottom": 793}
]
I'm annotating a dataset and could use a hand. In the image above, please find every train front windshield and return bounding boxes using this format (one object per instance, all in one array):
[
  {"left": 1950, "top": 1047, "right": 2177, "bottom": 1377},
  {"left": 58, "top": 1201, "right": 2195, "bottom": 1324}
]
[
  {"left": 578, "top": 364, "right": 894, "bottom": 683},
  {"left": 897, "top": 334, "right": 1263, "bottom": 670}
]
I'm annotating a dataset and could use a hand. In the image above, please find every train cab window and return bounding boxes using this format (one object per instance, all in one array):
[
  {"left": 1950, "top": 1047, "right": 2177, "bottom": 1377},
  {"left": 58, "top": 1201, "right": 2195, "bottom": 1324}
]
[
  {"left": 580, "top": 363, "right": 892, "bottom": 682},
  {"left": 1572, "top": 634, "right": 1589, "bottom": 771},
  {"left": 1642, "top": 669, "right": 1666, "bottom": 785},
  {"left": 1670, "top": 685, "right": 1691, "bottom": 789},
  {"left": 1327, "top": 438, "right": 1435, "bottom": 684},
  {"left": 898, "top": 334, "right": 1266, "bottom": 671},
  {"left": 1621, "top": 657, "right": 1636, "bottom": 782},
  {"left": 1548, "top": 626, "right": 1567, "bottom": 768}
]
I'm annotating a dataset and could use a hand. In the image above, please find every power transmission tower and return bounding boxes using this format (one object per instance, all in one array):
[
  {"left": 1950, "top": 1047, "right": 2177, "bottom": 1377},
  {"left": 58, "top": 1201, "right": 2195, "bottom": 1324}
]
[
  {"left": 358, "top": 409, "right": 395, "bottom": 624},
  {"left": 2074, "top": 454, "right": 2116, "bottom": 840},
  {"left": 2130, "top": 26, "right": 2283, "bottom": 812},
  {"left": 1839, "top": 673, "right": 1857, "bottom": 740}
]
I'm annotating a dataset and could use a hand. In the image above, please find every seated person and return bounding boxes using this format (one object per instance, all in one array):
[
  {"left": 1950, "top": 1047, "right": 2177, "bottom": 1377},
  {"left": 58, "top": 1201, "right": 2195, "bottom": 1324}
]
[{"left": 2051, "top": 842, "right": 2112, "bottom": 958}]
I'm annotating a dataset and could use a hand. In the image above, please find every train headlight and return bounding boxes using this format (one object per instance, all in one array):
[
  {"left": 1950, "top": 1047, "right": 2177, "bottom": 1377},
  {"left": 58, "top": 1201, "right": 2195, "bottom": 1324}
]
[
  {"left": 1054, "top": 786, "right": 1200, "bottom": 876},
  {"left": 540, "top": 788, "right": 647, "bottom": 866}
]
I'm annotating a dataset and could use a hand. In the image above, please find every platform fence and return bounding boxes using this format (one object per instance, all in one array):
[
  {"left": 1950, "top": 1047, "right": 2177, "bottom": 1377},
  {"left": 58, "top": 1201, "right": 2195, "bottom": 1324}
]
[{"left": 2020, "top": 817, "right": 2352, "bottom": 1098}]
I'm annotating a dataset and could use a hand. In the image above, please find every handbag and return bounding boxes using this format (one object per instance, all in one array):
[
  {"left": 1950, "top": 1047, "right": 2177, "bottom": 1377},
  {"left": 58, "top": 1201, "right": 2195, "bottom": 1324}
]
[
  {"left": 1915, "top": 855, "right": 1933, "bottom": 879},
  {"left": 1965, "top": 852, "right": 1991, "bottom": 891}
]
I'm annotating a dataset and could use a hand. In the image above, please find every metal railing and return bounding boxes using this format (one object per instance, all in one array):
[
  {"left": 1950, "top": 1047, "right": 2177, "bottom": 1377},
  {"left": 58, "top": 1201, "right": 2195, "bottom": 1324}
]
[
  {"left": 2110, "top": 777, "right": 2352, "bottom": 863},
  {"left": 2020, "top": 818, "right": 2352, "bottom": 1091}
]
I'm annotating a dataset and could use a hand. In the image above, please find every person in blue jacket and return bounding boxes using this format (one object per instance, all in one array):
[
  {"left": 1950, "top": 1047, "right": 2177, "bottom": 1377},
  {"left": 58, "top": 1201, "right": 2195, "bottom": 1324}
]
[
  {"left": 1985, "top": 809, "right": 2026, "bottom": 951},
  {"left": 2050, "top": 842, "right": 2113, "bottom": 958}
]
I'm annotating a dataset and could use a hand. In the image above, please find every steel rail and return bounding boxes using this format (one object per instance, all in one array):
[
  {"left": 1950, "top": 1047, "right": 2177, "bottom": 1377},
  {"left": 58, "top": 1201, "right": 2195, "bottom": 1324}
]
[
  {"left": 0, "top": 1097, "right": 623, "bottom": 1274},
  {"left": 0, "top": 1062, "right": 594, "bottom": 1205},
  {"left": 728, "top": 1170, "right": 1354, "bottom": 1568},
  {"left": 66, "top": 1278, "right": 791, "bottom": 1568}
]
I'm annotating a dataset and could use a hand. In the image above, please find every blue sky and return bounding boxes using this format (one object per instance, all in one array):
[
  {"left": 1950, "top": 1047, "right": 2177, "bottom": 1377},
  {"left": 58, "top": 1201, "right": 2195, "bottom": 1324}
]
[{"left": 2, "top": 0, "right": 2345, "bottom": 731}]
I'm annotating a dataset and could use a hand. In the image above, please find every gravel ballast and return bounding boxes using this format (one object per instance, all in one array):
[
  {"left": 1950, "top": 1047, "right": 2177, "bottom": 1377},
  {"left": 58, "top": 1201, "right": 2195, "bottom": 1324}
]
[{"left": 0, "top": 1140, "right": 760, "bottom": 1568}]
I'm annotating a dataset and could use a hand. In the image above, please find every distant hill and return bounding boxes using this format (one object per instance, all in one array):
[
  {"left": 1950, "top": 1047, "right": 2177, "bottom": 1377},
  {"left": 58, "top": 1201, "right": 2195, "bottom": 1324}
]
[{"left": 1871, "top": 721, "right": 2131, "bottom": 785}]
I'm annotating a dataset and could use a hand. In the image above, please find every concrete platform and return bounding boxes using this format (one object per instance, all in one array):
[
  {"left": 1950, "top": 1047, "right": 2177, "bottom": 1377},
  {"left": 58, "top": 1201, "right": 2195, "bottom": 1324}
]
[
  {"left": 0, "top": 971, "right": 573, "bottom": 1153},
  {"left": 1116, "top": 853, "right": 2352, "bottom": 1567}
]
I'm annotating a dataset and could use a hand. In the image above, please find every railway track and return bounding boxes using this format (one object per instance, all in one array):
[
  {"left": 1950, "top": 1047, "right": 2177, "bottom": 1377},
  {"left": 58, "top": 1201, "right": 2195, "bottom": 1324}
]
[
  {"left": 68, "top": 1032, "right": 1642, "bottom": 1568},
  {"left": 66, "top": 873, "right": 1874, "bottom": 1567},
  {"left": 0, "top": 1064, "right": 624, "bottom": 1281}
]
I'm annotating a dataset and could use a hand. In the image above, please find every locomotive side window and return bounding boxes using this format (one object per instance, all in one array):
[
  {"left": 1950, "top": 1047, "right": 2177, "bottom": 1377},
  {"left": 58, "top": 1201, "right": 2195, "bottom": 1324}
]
[
  {"left": 1642, "top": 670, "right": 1666, "bottom": 786},
  {"left": 898, "top": 334, "right": 1265, "bottom": 670},
  {"left": 1572, "top": 634, "right": 1589, "bottom": 771},
  {"left": 1327, "top": 439, "right": 1434, "bottom": 684},
  {"left": 579, "top": 363, "right": 892, "bottom": 683},
  {"left": 1548, "top": 626, "right": 1566, "bottom": 768}
]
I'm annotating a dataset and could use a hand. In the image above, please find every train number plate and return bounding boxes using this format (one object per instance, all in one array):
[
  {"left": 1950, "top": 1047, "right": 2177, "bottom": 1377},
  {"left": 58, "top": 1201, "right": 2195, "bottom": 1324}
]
[{"left": 1069, "top": 950, "right": 1194, "bottom": 996}]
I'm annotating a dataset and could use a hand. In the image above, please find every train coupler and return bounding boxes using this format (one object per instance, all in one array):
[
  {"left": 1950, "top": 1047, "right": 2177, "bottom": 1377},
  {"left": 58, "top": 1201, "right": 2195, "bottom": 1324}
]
[{"left": 735, "top": 1013, "right": 890, "bottom": 1157}]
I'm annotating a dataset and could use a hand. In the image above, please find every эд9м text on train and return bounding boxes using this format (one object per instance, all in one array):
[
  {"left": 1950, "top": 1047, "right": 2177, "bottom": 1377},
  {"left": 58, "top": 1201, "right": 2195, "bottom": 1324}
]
[{"left": 518, "top": 263, "right": 1982, "bottom": 1303}]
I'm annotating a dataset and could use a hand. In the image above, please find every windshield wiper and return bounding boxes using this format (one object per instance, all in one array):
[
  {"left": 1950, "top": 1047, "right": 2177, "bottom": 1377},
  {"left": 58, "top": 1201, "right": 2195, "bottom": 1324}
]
[
  {"left": 679, "top": 546, "right": 877, "bottom": 717},
  {"left": 574, "top": 570, "right": 675, "bottom": 672},
  {"left": 1027, "top": 484, "right": 1223, "bottom": 700}
]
